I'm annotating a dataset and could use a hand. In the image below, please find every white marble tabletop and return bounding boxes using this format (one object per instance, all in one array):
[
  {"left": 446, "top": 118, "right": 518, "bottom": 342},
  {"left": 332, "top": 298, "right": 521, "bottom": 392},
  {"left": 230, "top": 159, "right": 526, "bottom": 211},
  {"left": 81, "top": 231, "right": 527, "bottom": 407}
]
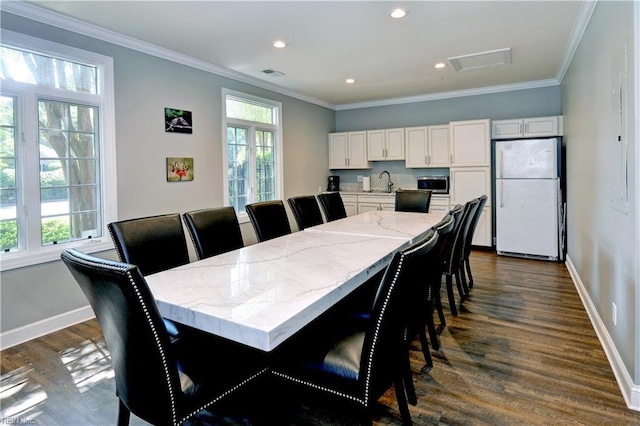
[
  {"left": 146, "top": 211, "right": 443, "bottom": 351},
  {"left": 305, "top": 210, "right": 444, "bottom": 240}
]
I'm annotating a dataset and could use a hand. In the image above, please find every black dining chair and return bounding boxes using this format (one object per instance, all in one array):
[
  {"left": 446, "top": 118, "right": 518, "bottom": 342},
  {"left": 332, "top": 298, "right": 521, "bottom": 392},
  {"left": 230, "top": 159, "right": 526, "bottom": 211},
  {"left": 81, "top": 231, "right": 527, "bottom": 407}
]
[
  {"left": 61, "top": 249, "right": 268, "bottom": 426},
  {"left": 440, "top": 200, "right": 478, "bottom": 316},
  {"left": 245, "top": 200, "right": 292, "bottom": 242},
  {"left": 395, "top": 189, "right": 432, "bottom": 213},
  {"left": 317, "top": 192, "right": 347, "bottom": 222},
  {"left": 108, "top": 213, "right": 190, "bottom": 276},
  {"left": 287, "top": 195, "right": 324, "bottom": 231},
  {"left": 108, "top": 213, "right": 191, "bottom": 339},
  {"left": 183, "top": 206, "right": 244, "bottom": 260},
  {"left": 462, "top": 194, "right": 488, "bottom": 289},
  {"left": 270, "top": 229, "right": 439, "bottom": 425}
]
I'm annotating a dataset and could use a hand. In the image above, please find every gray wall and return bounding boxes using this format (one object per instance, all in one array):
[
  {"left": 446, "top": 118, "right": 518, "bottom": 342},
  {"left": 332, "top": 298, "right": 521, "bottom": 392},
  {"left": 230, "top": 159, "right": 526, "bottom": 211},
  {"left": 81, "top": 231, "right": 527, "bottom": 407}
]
[
  {"left": 0, "top": 12, "right": 334, "bottom": 334},
  {"left": 335, "top": 86, "right": 562, "bottom": 131},
  {"left": 561, "top": 1, "right": 638, "bottom": 381}
]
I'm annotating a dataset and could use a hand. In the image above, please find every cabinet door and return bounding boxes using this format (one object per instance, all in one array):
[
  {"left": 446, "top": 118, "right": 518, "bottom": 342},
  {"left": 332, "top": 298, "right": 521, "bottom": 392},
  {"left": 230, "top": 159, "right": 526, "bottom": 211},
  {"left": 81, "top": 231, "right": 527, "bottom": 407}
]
[
  {"left": 471, "top": 206, "right": 492, "bottom": 247},
  {"left": 523, "top": 116, "right": 561, "bottom": 137},
  {"left": 405, "top": 126, "right": 428, "bottom": 168},
  {"left": 491, "top": 119, "right": 523, "bottom": 139},
  {"left": 450, "top": 119, "right": 490, "bottom": 166},
  {"left": 340, "top": 194, "right": 358, "bottom": 217},
  {"left": 449, "top": 167, "right": 491, "bottom": 206},
  {"left": 348, "top": 131, "right": 369, "bottom": 168},
  {"left": 367, "top": 130, "right": 386, "bottom": 161},
  {"left": 430, "top": 195, "right": 450, "bottom": 215},
  {"left": 358, "top": 203, "right": 381, "bottom": 214},
  {"left": 385, "top": 128, "right": 405, "bottom": 160},
  {"left": 329, "top": 133, "right": 348, "bottom": 169},
  {"left": 428, "top": 125, "right": 450, "bottom": 167}
]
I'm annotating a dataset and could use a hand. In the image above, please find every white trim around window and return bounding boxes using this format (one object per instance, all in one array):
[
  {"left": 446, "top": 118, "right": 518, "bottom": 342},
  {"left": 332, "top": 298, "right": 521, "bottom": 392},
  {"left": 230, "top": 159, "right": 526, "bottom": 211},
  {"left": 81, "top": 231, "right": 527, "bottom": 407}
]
[{"left": 0, "top": 30, "right": 117, "bottom": 271}]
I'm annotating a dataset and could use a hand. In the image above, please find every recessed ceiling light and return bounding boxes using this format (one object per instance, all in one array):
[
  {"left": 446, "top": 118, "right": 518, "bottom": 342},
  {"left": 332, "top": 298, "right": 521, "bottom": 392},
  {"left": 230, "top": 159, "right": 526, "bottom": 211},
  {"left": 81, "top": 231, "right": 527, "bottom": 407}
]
[
  {"left": 346, "top": 78, "right": 356, "bottom": 84},
  {"left": 434, "top": 63, "right": 446, "bottom": 69},
  {"left": 273, "top": 40, "right": 287, "bottom": 48},
  {"left": 390, "top": 8, "right": 407, "bottom": 19}
]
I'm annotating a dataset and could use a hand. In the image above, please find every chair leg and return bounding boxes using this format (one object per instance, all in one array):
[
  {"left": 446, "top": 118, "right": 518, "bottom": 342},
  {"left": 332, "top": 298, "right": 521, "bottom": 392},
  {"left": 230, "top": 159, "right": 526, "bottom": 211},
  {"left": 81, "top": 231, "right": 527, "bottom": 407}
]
[
  {"left": 433, "top": 278, "right": 446, "bottom": 326},
  {"left": 117, "top": 399, "right": 130, "bottom": 426},
  {"left": 465, "top": 258, "right": 474, "bottom": 289},
  {"left": 445, "top": 274, "right": 458, "bottom": 316},
  {"left": 454, "top": 270, "right": 466, "bottom": 302},
  {"left": 402, "top": 352, "right": 418, "bottom": 405},
  {"left": 425, "top": 302, "right": 439, "bottom": 351},
  {"left": 393, "top": 377, "right": 413, "bottom": 425},
  {"left": 418, "top": 327, "right": 433, "bottom": 367}
]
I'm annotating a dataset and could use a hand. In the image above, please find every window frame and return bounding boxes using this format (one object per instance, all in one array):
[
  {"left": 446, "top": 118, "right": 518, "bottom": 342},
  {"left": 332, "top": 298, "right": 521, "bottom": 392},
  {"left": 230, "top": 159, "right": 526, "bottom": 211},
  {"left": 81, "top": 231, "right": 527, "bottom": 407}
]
[
  {"left": 221, "top": 88, "right": 283, "bottom": 222},
  {"left": 0, "top": 30, "right": 117, "bottom": 271}
]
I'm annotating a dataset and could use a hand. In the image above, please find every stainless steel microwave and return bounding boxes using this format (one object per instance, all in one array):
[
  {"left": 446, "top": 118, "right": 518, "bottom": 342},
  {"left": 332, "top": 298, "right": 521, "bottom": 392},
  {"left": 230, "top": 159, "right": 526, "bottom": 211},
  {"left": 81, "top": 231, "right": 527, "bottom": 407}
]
[{"left": 417, "top": 176, "right": 449, "bottom": 194}]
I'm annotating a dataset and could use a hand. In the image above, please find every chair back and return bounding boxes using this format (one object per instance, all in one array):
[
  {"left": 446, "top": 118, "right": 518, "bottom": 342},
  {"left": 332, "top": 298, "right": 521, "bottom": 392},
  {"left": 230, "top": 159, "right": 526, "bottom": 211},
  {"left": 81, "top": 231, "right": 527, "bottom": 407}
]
[
  {"left": 360, "top": 229, "right": 439, "bottom": 402},
  {"left": 438, "top": 204, "right": 464, "bottom": 271},
  {"left": 394, "top": 189, "right": 432, "bottom": 213},
  {"left": 317, "top": 192, "right": 347, "bottom": 222},
  {"left": 448, "top": 199, "right": 479, "bottom": 272},
  {"left": 183, "top": 207, "right": 244, "bottom": 259},
  {"left": 287, "top": 196, "right": 324, "bottom": 230},
  {"left": 108, "top": 213, "right": 189, "bottom": 276},
  {"left": 61, "top": 249, "right": 182, "bottom": 425},
  {"left": 245, "top": 200, "right": 292, "bottom": 242},
  {"left": 463, "top": 195, "right": 488, "bottom": 258}
]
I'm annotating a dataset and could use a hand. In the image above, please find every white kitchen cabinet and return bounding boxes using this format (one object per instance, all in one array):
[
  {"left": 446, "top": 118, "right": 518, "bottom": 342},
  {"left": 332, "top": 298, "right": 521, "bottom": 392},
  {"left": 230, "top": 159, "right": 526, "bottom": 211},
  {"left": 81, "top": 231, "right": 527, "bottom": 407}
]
[
  {"left": 356, "top": 194, "right": 395, "bottom": 214},
  {"left": 449, "top": 119, "right": 491, "bottom": 167},
  {"left": 449, "top": 167, "right": 491, "bottom": 206},
  {"left": 340, "top": 194, "right": 358, "bottom": 216},
  {"left": 492, "top": 116, "right": 563, "bottom": 139},
  {"left": 429, "top": 195, "right": 450, "bottom": 215},
  {"left": 329, "top": 132, "right": 371, "bottom": 169},
  {"left": 405, "top": 125, "right": 450, "bottom": 168},
  {"left": 471, "top": 206, "right": 492, "bottom": 246},
  {"left": 367, "top": 128, "right": 405, "bottom": 161}
]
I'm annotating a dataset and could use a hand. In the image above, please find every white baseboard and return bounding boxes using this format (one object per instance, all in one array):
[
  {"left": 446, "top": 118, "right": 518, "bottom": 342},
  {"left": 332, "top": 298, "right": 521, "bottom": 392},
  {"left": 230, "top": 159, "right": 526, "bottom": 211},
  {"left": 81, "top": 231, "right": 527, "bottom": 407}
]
[
  {"left": 0, "top": 306, "right": 95, "bottom": 351},
  {"left": 565, "top": 255, "right": 640, "bottom": 411}
]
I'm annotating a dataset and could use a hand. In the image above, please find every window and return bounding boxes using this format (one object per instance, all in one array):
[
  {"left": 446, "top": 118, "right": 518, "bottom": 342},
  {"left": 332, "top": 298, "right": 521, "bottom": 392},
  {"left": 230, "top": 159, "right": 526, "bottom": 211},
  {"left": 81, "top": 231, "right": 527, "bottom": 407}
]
[
  {"left": 0, "top": 31, "right": 116, "bottom": 271},
  {"left": 222, "top": 89, "right": 282, "bottom": 218}
]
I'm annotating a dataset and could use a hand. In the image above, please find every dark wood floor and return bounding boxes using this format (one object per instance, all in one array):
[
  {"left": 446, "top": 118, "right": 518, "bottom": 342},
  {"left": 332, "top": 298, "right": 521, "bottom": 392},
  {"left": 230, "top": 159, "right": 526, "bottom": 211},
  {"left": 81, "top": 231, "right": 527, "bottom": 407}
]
[{"left": 2, "top": 251, "right": 639, "bottom": 425}]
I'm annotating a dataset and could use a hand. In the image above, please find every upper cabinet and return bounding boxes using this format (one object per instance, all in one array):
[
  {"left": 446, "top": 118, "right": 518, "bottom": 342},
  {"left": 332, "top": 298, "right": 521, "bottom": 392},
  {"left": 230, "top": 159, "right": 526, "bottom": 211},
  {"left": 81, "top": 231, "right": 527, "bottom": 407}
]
[
  {"left": 329, "top": 131, "right": 371, "bottom": 169},
  {"left": 367, "top": 128, "right": 405, "bottom": 161},
  {"left": 492, "top": 116, "right": 563, "bottom": 139},
  {"left": 449, "top": 119, "right": 491, "bottom": 167},
  {"left": 405, "top": 125, "right": 450, "bottom": 168}
]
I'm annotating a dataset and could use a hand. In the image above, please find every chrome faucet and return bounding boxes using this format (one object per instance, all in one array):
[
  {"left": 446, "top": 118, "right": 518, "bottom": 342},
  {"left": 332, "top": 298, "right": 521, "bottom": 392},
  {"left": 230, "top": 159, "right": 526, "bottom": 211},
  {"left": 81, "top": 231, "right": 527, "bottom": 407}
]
[{"left": 378, "top": 170, "right": 394, "bottom": 193}]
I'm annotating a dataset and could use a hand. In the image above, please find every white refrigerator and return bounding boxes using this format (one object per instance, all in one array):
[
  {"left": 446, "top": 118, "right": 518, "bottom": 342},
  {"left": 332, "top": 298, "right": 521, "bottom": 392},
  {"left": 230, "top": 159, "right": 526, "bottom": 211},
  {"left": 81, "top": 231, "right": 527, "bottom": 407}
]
[{"left": 495, "top": 138, "right": 562, "bottom": 261}]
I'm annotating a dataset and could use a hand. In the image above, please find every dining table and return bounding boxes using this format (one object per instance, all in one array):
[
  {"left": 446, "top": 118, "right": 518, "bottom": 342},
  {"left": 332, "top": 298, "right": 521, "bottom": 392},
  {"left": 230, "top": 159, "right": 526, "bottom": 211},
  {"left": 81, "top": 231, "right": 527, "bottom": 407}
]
[{"left": 145, "top": 210, "right": 445, "bottom": 351}]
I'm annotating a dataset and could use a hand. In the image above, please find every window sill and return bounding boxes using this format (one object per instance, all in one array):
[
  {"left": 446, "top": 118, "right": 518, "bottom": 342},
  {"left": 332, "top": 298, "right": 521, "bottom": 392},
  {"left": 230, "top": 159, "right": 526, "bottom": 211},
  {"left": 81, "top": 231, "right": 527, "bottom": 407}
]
[{"left": 0, "top": 239, "right": 115, "bottom": 272}]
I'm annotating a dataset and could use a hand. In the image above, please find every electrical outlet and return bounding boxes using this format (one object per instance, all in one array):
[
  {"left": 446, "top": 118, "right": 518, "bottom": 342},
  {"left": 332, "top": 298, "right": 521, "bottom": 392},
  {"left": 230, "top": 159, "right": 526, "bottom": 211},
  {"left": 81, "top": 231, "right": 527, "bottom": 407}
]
[
  {"left": 612, "top": 303, "right": 617, "bottom": 326},
  {"left": 357, "top": 175, "right": 363, "bottom": 183}
]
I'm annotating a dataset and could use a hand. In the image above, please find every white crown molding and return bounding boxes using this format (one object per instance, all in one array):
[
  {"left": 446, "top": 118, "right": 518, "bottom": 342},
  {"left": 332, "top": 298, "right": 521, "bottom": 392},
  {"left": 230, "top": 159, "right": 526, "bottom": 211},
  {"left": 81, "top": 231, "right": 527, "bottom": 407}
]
[
  {"left": 1, "top": 0, "right": 594, "bottom": 112},
  {"left": 556, "top": 0, "right": 598, "bottom": 83},
  {"left": 0, "top": 1, "right": 336, "bottom": 110},
  {"left": 335, "top": 79, "right": 561, "bottom": 111}
]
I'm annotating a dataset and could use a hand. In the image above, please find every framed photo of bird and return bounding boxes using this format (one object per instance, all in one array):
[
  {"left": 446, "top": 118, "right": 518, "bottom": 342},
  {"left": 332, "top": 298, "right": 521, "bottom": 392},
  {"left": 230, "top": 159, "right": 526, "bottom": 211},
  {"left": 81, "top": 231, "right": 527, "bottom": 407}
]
[
  {"left": 165, "top": 108, "right": 193, "bottom": 133},
  {"left": 166, "top": 157, "right": 194, "bottom": 182}
]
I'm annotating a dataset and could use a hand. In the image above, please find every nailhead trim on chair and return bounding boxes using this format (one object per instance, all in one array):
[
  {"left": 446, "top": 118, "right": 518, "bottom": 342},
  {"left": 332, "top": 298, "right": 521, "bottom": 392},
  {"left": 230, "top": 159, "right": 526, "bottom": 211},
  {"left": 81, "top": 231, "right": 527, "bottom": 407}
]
[
  {"left": 273, "top": 230, "right": 437, "bottom": 411},
  {"left": 66, "top": 251, "right": 270, "bottom": 425}
]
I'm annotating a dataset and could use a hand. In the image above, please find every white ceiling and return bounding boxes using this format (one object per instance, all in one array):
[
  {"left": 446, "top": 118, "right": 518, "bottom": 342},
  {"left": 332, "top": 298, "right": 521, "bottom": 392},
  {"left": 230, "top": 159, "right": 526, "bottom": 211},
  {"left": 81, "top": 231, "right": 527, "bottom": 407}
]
[{"left": 13, "top": 1, "right": 593, "bottom": 109}]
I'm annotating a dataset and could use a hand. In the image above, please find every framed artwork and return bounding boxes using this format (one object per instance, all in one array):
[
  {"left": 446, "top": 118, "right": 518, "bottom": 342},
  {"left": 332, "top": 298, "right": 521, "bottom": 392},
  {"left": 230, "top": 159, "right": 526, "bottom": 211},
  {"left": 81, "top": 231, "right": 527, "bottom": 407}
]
[
  {"left": 166, "top": 157, "right": 194, "bottom": 181},
  {"left": 165, "top": 108, "right": 193, "bottom": 133}
]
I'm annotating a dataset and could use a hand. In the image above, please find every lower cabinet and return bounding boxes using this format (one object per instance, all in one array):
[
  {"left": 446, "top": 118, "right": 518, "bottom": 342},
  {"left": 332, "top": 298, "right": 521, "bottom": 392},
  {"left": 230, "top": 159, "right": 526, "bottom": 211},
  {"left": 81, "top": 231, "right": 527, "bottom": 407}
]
[
  {"left": 340, "top": 194, "right": 358, "bottom": 216},
  {"left": 357, "top": 195, "right": 395, "bottom": 214},
  {"left": 430, "top": 195, "right": 450, "bottom": 215}
]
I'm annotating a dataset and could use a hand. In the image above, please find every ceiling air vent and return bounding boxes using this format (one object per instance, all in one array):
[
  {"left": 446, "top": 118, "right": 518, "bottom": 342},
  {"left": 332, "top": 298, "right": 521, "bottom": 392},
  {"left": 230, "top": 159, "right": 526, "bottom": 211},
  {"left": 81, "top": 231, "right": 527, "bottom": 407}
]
[
  {"left": 448, "top": 48, "right": 512, "bottom": 72},
  {"left": 262, "top": 69, "right": 285, "bottom": 77}
]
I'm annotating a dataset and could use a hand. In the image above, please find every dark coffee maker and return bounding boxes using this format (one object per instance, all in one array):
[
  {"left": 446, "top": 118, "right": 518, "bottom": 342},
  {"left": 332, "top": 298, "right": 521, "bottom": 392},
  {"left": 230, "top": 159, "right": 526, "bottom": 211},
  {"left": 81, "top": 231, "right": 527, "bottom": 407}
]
[{"left": 327, "top": 175, "right": 340, "bottom": 192}]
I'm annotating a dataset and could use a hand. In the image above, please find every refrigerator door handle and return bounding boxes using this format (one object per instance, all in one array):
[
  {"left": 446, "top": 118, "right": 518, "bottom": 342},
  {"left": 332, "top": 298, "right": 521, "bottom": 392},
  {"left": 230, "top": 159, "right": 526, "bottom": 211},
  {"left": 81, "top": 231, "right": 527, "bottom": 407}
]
[
  {"left": 497, "top": 150, "right": 503, "bottom": 179},
  {"left": 499, "top": 179, "right": 504, "bottom": 207}
]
